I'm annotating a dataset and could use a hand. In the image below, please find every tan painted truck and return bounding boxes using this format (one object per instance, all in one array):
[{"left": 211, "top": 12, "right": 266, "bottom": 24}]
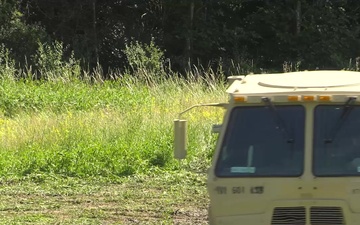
[{"left": 174, "top": 70, "right": 360, "bottom": 225}]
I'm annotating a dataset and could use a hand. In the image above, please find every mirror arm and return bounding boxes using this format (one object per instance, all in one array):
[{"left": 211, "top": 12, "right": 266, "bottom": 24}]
[{"left": 177, "top": 103, "right": 228, "bottom": 119}]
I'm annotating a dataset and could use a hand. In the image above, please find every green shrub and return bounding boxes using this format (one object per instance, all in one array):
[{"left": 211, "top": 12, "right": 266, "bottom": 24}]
[
  {"left": 35, "top": 41, "right": 81, "bottom": 81},
  {"left": 123, "top": 39, "right": 166, "bottom": 84}
]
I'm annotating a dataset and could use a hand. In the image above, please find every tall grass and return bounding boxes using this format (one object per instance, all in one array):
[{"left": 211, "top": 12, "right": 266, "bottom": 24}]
[
  {"left": 0, "top": 55, "right": 228, "bottom": 179},
  {"left": 0, "top": 76, "right": 227, "bottom": 178}
]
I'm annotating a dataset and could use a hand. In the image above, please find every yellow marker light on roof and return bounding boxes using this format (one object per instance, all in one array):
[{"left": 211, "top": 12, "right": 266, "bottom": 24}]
[
  {"left": 319, "top": 95, "right": 332, "bottom": 102},
  {"left": 288, "top": 95, "right": 300, "bottom": 102},
  {"left": 303, "top": 95, "right": 315, "bottom": 101},
  {"left": 234, "top": 96, "right": 246, "bottom": 102}
]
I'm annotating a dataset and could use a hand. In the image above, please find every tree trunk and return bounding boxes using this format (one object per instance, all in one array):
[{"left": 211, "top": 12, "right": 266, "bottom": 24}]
[
  {"left": 186, "top": 0, "right": 194, "bottom": 70},
  {"left": 296, "top": 0, "right": 301, "bottom": 35},
  {"left": 92, "top": 0, "right": 99, "bottom": 65}
]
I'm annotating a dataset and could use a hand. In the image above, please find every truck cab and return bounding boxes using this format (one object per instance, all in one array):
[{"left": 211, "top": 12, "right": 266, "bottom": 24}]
[{"left": 174, "top": 70, "right": 360, "bottom": 225}]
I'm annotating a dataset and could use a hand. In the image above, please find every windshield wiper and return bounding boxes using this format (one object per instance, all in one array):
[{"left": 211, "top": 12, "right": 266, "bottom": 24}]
[
  {"left": 261, "top": 97, "right": 294, "bottom": 143},
  {"left": 324, "top": 96, "right": 357, "bottom": 143}
]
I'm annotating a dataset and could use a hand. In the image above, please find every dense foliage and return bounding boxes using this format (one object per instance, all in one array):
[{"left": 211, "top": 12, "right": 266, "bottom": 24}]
[{"left": 1, "top": 0, "right": 360, "bottom": 77}]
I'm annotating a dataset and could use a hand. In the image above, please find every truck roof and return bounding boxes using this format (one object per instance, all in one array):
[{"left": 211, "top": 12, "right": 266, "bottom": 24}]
[{"left": 227, "top": 70, "right": 360, "bottom": 96}]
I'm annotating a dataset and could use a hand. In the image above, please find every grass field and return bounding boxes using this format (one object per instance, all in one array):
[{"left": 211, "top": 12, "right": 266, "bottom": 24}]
[
  {"left": 0, "top": 70, "right": 228, "bottom": 224},
  {"left": 0, "top": 172, "right": 209, "bottom": 224}
]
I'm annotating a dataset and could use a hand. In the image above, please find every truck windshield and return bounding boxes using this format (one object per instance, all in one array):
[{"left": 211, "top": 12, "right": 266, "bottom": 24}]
[
  {"left": 313, "top": 105, "right": 360, "bottom": 176},
  {"left": 215, "top": 105, "right": 305, "bottom": 177}
]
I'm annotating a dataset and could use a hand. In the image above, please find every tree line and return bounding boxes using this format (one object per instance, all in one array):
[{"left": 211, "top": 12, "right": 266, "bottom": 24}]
[{"left": 1, "top": 0, "right": 360, "bottom": 78}]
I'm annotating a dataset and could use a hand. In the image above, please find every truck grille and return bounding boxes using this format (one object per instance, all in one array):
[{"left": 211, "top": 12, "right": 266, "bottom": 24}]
[
  {"left": 271, "top": 207, "right": 306, "bottom": 225},
  {"left": 271, "top": 206, "right": 345, "bottom": 225},
  {"left": 310, "top": 206, "right": 344, "bottom": 225}
]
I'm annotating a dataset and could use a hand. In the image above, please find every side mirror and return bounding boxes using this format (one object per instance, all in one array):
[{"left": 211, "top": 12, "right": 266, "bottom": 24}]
[{"left": 174, "top": 119, "right": 187, "bottom": 159}]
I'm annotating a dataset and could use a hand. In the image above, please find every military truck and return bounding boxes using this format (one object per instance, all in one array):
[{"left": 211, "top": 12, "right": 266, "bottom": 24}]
[{"left": 174, "top": 70, "right": 360, "bottom": 225}]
